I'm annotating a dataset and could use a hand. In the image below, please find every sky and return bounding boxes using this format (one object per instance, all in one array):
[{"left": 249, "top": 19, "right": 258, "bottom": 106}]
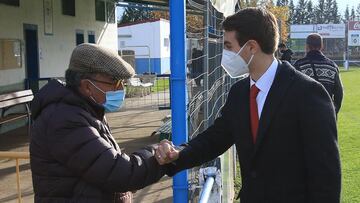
[{"left": 293, "top": 0, "right": 359, "bottom": 16}]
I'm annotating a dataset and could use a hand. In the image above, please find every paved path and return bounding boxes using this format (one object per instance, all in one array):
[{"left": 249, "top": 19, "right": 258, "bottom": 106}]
[{"left": 0, "top": 99, "right": 172, "bottom": 202}]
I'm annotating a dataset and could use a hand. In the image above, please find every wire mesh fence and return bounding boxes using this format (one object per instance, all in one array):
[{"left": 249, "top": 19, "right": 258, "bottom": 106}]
[{"left": 185, "top": 1, "right": 239, "bottom": 201}]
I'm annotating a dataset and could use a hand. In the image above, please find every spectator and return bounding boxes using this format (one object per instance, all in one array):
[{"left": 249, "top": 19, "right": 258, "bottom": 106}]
[
  {"left": 190, "top": 48, "right": 204, "bottom": 86},
  {"left": 294, "top": 33, "right": 343, "bottom": 114},
  {"left": 156, "top": 8, "right": 341, "bottom": 203},
  {"left": 30, "top": 43, "right": 165, "bottom": 202},
  {"left": 278, "top": 42, "right": 293, "bottom": 63}
]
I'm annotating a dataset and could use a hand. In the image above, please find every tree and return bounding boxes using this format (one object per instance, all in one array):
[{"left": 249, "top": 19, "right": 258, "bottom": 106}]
[
  {"left": 343, "top": 5, "right": 349, "bottom": 23},
  {"left": 288, "top": 0, "right": 295, "bottom": 24},
  {"left": 269, "top": 6, "right": 290, "bottom": 42},
  {"left": 315, "top": 0, "right": 326, "bottom": 23},
  {"left": 351, "top": 6, "right": 356, "bottom": 20},
  {"left": 293, "top": 0, "right": 307, "bottom": 24},
  {"left": 331, "top": 0, "right": 340, "bottom": 23},
  {"left": 276, "top": 0, "right": 288, "bottom": 6},
  {"left": 357, "top": 3, "right": 360, "bottom": 17},
  {"left": 304, "top": 0, "right": 315, "bottom": 24},
  {"left": 119, "top": 7, "right": 152, "bottom": 25},
  {"left": 323, "top": 0, "right": 333, "bottom": 23}
]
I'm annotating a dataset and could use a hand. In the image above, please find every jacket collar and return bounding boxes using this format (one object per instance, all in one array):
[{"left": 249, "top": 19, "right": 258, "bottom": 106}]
[{"left": 306, "top": 50, "right": 325, "bottom": 59}]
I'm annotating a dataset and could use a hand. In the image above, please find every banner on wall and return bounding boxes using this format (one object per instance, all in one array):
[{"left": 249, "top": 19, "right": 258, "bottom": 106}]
[
  {"left": 348, "top": 21, "right": 360, "bottom": 46},
  {"left": 290, "top": 24, "right": 345, "bottom": 39},
  {"left": 316, "top": 24, "right": 346, "bottom": 38}
]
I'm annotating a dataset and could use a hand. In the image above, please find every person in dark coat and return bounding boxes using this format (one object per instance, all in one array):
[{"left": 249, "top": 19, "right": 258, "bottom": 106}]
[
  {"left": 30, "top": 43, "right": 166, "bottom": 203},
  {"left": 293, "top": 33, "right": 343, "bottom": 114},
  {"left": 155, "top": 8, "right": 341, "bottom": 203},
  {"left": 278, "top": 42, "right": 293, "bottom": 63}
]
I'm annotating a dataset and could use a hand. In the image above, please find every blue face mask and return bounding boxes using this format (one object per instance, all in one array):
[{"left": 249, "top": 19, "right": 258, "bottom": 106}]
[{"left": 87, "top": 80, "right": 125, "bottom": 112}]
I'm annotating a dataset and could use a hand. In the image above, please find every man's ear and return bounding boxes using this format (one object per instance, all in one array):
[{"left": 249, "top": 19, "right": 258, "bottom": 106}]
[
  {"left": 246, "top": 40, "right": 259, "bottom": 55},
  {"left": 79, "top": 79, "right": 92, "bottom": 97}
]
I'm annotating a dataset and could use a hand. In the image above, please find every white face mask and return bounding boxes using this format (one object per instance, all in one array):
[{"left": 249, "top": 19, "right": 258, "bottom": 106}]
[{"left": 221, "top": 42, "right": 254, "bottom": 78}]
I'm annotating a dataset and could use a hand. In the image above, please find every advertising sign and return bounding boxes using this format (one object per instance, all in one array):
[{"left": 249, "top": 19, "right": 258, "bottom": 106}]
[
  {"left": 290, "top": 24, "right": 316, "bottom": 39},
  {"left": 316, "top": 24, "right": 346, "bottom": 38},
  {"left": 348, "top": 21, "right": 360, "bottom": 46}
]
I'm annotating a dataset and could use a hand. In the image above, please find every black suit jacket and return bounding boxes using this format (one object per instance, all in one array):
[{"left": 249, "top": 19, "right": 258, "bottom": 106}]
[{"left": 167, "top": 61, "right": 341, "bottom": 203}]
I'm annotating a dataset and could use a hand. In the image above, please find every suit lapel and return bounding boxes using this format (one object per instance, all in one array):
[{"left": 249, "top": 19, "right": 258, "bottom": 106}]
[
  {"left": 234, "top": 77, "right": 254, "bottom": 150},
  {"left": 253, "top": 61, "right": 296, "bottom": 154}
]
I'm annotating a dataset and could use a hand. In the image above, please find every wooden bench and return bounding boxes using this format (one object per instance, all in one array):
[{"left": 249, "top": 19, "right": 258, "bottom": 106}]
[{"left": 0, "top": 90, "right": 33, "bottom": 135}]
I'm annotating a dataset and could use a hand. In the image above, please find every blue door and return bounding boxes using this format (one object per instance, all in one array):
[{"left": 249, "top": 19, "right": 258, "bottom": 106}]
[{"left": 24, "top": 24, "right": 39, "bottom": 92}]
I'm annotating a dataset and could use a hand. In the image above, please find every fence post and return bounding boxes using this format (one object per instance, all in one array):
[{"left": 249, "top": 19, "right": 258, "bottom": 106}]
[
  {"left": 170, "top": 0, "right": 188, "bottom": 202},
  {"left": 203, "top": 0, "right": 210, "bottom": 129}
]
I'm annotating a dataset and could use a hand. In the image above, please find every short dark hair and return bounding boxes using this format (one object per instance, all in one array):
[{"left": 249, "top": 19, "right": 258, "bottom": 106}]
[
  {"left": 306, "top": 33, "right": 323, "bottom": 50},
  {"left": 65, "top": 69, "right": 96, "bottom": 90},
  {"left": 222, "top": 7, "right": 279, "bottom": 54}
]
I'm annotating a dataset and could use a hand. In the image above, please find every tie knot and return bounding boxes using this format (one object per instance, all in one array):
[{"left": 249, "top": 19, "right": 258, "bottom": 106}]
[{"left": 250, "top": 84, "right": 260, "bottom": 98}]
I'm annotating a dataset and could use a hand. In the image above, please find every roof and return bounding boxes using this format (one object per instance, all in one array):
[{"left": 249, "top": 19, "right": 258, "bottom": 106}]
[
  {"left": 120, "top": 0, "right": 169, "bottom": 6},
  {"left": 118, "top": 18, "right": 169, "bottom": 28}
]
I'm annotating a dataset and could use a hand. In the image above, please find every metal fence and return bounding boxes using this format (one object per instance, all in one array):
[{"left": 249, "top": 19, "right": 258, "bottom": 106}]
[{"left": 185, "top": 1, "right": 238, "bottom": 202}]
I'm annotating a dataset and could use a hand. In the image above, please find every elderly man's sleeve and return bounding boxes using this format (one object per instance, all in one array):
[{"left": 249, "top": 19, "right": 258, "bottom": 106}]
[{"left": 46, "top": 108, "right": 165, "bottom": 193}]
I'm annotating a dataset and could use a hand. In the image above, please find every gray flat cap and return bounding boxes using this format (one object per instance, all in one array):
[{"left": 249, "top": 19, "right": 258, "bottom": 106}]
[{"left": 68, "top": 43, "right": 135, "bottom": 80}]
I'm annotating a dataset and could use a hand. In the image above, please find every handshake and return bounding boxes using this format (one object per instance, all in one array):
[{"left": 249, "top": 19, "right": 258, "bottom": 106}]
[{"left": 154, "top": 139, "right": 180, "bottom": 165}]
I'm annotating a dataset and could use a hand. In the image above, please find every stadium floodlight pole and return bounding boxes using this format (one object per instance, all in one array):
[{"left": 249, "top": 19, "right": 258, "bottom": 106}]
[{"left": 169, "top": 0, "right": 188, "bottom": 202}]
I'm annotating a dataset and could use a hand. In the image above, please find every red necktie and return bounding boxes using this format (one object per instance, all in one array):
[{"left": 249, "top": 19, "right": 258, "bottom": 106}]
[{"left": 250, "top": 84, "right": 260, "bottom": 143}]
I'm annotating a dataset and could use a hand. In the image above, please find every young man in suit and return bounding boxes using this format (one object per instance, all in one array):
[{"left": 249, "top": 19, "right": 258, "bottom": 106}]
[{"left": 156, "top": 7, "right": 341, "bottom": 203}]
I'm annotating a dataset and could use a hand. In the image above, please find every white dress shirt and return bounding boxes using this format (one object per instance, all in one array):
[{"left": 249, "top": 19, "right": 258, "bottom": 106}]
[{"left": 250, "top": 59, "right": 278, "bottom": 119}]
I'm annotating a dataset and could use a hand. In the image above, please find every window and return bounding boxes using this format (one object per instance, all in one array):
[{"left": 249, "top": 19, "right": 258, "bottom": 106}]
[
  {"left": 95, "top": 0, "right": 105, "bottom": 21},
  {"left": 88, "top": 31, "right": 95, "bottom": 43},
  {"left": 0, "top": 39, "right": 22, "bottom": 69},
  {"left": 0, "top": 0, "right": 19, "bottom": 6},
  {"left": 62, "top": 0, "right": 75, "bottom": 16},
  {"left": 76, "top": 30, "right": 84, "bottom": 45},
  {"left": 95, "top": 0, "right": 115, "bottom": 23}
]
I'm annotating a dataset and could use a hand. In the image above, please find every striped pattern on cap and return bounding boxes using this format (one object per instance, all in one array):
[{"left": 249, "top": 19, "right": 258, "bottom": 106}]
[{"left": 68, "top": 43, "right": 135, "bottom": 80}]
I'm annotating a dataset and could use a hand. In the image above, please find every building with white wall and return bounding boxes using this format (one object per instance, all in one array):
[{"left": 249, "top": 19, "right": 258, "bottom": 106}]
[
  {"left": 0, "top": 0, "right": 118, "bottom": 133},
  {"left": 118, "top": 19, "right": 170, "bottom": 74},
  {"left": 0, "top": 0, "right": 118, "bottom": 94}
]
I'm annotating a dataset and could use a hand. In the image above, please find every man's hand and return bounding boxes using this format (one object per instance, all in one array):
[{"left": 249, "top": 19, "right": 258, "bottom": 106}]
[{"left": 155, "top": 139, "right": 179, "bottom": 165}]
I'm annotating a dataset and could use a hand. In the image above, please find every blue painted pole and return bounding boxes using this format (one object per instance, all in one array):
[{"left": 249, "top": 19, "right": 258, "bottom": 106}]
[{"left": 169, "top": 0, "right": 188, "bottom": 202}]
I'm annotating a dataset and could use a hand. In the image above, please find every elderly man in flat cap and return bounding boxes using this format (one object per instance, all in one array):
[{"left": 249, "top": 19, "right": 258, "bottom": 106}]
[{"left": 30, "top": 43, "right": 165, "bottom": 203}]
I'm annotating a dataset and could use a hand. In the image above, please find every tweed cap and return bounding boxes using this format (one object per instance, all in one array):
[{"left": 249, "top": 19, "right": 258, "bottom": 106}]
[{"left": 68, "top": 43, "right": 135, "bottom": 80}]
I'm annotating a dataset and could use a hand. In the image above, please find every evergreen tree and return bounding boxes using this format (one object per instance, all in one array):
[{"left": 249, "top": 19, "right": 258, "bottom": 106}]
[
  {"left": 304, "top": 0, "right": 315, "bottom": 24},
  {"left": 323, "top": 0, "right": 333, "bottom": 23},
  {"left": 293, "top": 0, "right": 308, "bottom": 24},
  {"left": 119, "top": 7, "right": 152, "bottom": 25},
  {"left": 315, "top": 0, "right": 326, "bottom": 23},
  {"left": 357, "top": 4, "right": 360, "bottom": 17},
  {"left": 343, "top": 5, "right": 349, "bottom": 23},
  {"left": 331, "top": 0, "right": 340, "bottom": 23},
  {"left": 288, "top": 0, "right": 295, "bottom": 24},
  {"left": 276, "top": 0, "right": 288, "bottom": 6},
  {"left": 351, "top": 6, "right": 356, "bottom": 20}
]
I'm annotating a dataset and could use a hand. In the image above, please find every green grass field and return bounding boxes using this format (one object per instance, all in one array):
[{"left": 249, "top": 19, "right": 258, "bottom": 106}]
[
  {"left": 233, "top": 67, "right": 360, "bottom": 202},
  {"left": 338, "top": 67, "right": 360, "bottom": 203}
]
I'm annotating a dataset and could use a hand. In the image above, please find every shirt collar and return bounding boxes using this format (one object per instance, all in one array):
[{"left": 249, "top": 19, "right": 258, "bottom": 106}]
[{"left": 250, "top": 59, "right": 278, "bottom": 93}]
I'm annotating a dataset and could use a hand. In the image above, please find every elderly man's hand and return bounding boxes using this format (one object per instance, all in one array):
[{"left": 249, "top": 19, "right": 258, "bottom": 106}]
[{"left": 155, "top": 139, "right": 179, "bottom": 165}]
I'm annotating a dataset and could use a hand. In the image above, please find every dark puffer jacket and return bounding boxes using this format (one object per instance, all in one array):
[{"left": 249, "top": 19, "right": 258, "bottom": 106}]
[{"left": 30, "top": 80, "right": 165, "bottom": 202}]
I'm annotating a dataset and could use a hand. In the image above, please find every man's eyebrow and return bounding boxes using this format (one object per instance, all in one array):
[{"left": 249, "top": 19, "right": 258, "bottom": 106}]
[{"left": 224, "top": 41, "right": 231, "bottom": 46}]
